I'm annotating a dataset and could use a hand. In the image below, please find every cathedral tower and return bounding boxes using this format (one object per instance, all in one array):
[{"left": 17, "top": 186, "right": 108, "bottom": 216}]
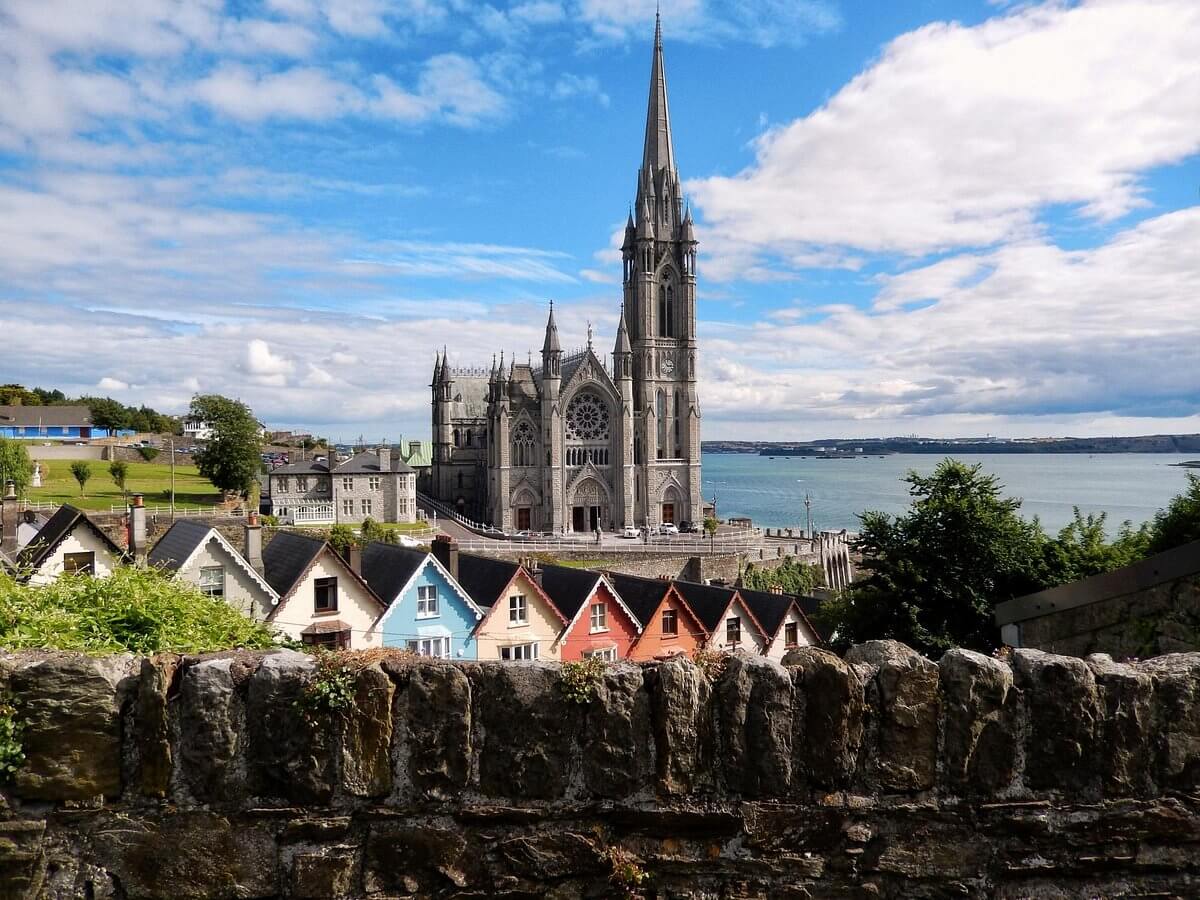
[{"left": 622, "top": 12, "right": 701, "bottom": 526}]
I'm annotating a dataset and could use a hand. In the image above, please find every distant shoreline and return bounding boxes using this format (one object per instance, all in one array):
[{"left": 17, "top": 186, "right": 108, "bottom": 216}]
[{"left": 703, "top": 434, "right": 1200, "bottom": 456}]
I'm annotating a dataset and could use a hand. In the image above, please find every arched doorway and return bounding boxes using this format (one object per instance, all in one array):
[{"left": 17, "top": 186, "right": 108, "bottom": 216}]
[
  {"left": 568, "top": 476, "right": 610, "bottom": 533},
  {"left": 661, "top": 484, "right": 682, "bottom": 526}
]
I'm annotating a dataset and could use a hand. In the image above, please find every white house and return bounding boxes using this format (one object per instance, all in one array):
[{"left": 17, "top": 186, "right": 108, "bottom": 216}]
[{"left": 16, "top": 505, "right": 126, "bottom": 584}]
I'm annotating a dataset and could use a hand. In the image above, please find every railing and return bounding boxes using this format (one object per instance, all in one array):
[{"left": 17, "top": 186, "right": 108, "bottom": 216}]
[
  {"left": 448, "top": 530, "right": 768, "bottom": 555},
  {"left": 109, "top": 504, "right": 248, "bottom": 519},
  {"left": 416, "top": 492, "right": 493, "bottom": 535}
]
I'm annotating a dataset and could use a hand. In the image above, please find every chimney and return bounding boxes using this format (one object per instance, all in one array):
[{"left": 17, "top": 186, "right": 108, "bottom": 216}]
[
  {"left": 432, "top": 534, "right": 459, "bottom": 582},
  {"left": 345, "top": 541, "right": 362, "bottom": 576},
  {"left": 770, "top": 585, "right": 784, "bottom": 595},
  {"left": 244, "top": 511, "right": 264, "bottom": 574},
  {"left": 526, "top": 559, "right": 543, "bottom": 587},
  {"left": 1, "top": 481, "right": 17, "bottom": 557},
  {"left": 376, "top": 446, "right": 391, "bottom": 472},
  {"left": 129, "top": 494, "right": 147, "bottom": 566}
]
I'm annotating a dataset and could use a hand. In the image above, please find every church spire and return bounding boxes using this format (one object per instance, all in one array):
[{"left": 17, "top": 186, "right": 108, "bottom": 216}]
[
  {"left": 542, "top": 300, "right": 561, "bottom": 355},
  {"left": 641, "top": 9, "right": 675, "bottom": 180}
]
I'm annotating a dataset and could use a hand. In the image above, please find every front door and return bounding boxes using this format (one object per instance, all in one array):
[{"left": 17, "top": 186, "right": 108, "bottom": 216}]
[
  {"left": 516, "top": 507, "right": 531, "bottom": 530},
  {"left": 661, "top": 503, "right": 675, "bottom": 524},
  {"left": 572, "top": 506, "right": 586, "bottom": 532},
  {"left": 589, "top": 506, "right": 601, "bottom": 532}
]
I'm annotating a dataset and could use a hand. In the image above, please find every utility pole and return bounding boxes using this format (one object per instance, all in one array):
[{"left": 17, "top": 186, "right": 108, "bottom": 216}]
[
  {"left": 170, "top": 437, "right": 176, "bottom": 519},
  {"left": 805, "top": 492, "right": 813, "bottom": 539}
]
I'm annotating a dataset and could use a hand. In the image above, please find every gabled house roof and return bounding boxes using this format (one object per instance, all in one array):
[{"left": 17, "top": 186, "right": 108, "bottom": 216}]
[
  {"left": 605, "top": 572, "right": 673, "bottom": 628},
  {"left": 739, "top": 587, "right": 824, "bottom": 645},
  {"left": 538, "top": 564, "right": 641, "bottom": 633},
  {"left": 457, "top": 553, "right": 568, "bottom": 626},
  {"left": 0, "top": 405, "right": 92, "bottom": 428},
  {"left": 269, "top": 460, "right": 330, "bottom": 476},
  {"left": 673, "top": 579, "right": 769, "bottom": 643},
  {"left": 361, "top": 542, "right": 427, "bottom": 602},
  {"left": 149, "top": 518, "right": 278, "bottom": 603},
  {"left": 16, "top": 505, "right": 126, "bottom": 572},
  {"left": 334, "top": 451, "right": 414, "bottom": 475},
  {"left": 262, "top": 531, "right": 383, "bottom": 618}
]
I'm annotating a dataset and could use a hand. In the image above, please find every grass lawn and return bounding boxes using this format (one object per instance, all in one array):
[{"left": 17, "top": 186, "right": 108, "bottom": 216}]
[{"left": 27, "top": 459, "right": 222, "bottom": 512}]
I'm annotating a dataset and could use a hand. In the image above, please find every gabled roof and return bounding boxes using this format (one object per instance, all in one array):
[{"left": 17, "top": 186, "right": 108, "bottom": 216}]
[
  {"left": 538, "top": 564, "right": 641, "bottom": 634},
  {"left": 334, "top": 451, "right": 414, "bottom": 475},
  {"left": 361, "top": 542, "right": 427, "bottom": 603},
  {"left": 373, "top": 545, "right": 485, "bottom": 632},
  {"left": 269, "top": 460, "right": 330, "bottom": 476},
  {"left": 674, "top": 579, "right": 769, "bottom": 643},
  {"left": 0, "top": 405, "right": 92, "bottom": 428},
  {"left": 456, "top": 553, "right": 521, "bottom": 609},
  {"left": 606, "top": 572, "right": 672, "bottom": 628},
  {"left": 16, "top": 505, "right": 125, "bottom": 572},
  {"left": 263, "top": 530, "right": 384, "bottom": 617},
  {"left": 737, "top": 587, "right": 825, "bottom": 644},
  {"left": 149, "top": 519, "right": 278, "bottom": 603}
]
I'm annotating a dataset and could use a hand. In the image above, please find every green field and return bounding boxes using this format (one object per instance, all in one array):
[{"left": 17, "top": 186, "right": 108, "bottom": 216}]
[{"left": 26, "top": 459, "right": 222, "bottom": 512}]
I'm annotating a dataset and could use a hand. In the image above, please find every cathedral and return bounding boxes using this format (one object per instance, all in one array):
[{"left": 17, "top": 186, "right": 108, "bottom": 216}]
[{"left": 431, "top": 15, "right": 702, "bottom": 533}]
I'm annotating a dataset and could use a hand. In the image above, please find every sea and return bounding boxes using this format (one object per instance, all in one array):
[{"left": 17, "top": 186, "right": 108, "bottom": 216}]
[{"left": 701, "top": 452, "right": 1197, "bottom": 534}]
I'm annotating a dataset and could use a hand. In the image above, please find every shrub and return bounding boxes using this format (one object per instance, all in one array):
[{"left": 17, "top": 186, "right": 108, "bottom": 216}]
[
  {"left": 692, "top": 647, "right": 728, "bottom": 681},
  {"left": 297, "top": 651, "right": 358, "bottom": 724},
  {"left": 137, "top": 446, "right": 159, "bottom": 462},
  {"left": 0, "top": 695, "right": 24, "bottom": 782},
  {"left": 605, "top": 847, "right": 650, "bottom": 898},
  {"left": 0, "top": 567, "right": 278, "bottom": 653},
  {"left": 559, "top": 655, "right": 607, "bottom": 704}
]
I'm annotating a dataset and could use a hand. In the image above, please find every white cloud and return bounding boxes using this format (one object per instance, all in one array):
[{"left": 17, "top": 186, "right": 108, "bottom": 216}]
[
  {"left": 245, "top": 339, "right": 295, "bottom": 382},
  {"left": 97, "top": 377, "right": 130, "bottom": 391},
  {"left": 690, "top": 0, "right": 1200, "bottom": 273},
  {"left": 193, "top": 65, "right": 359, "bottom": 121},
  {"left": 552, "top": 73, "right": 609, "bottom": 106}
]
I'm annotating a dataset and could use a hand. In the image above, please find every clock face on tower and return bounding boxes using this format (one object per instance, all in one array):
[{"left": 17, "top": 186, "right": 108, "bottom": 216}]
[{"left": 661, "top": 354, "right": 675, "bottom": 376}]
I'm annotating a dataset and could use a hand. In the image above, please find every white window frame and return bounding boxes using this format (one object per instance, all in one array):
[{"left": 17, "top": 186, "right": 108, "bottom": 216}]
[
  {"left": 406, "top": 636, "right": 450, "bottom": 658},
  {"left": 589, "top": 601, "right": 607, "bottom": 633},
  {"left": 726, "top": 616, "right": 741, "bottom": 646},
  {"left": 500, "top": 642, "right": 539, "bottom": 661},
  {"left": 416, "top": 584, "right": 439, "bottom": 619},
  {"left": 297, "top": 476, "right": 309, "bottom": 491},
  {"left": 199, "top": 565, "right": 225, "bottom": 598},
  {"left": 583, "top": 646, "right": 616, "bottom": 662},
  {"left": 361, "top": 498, "right": 372, "bottom": 515},
  {"left": 368, "top": 476, "right": 381, "bottom": 491},
  {"left": 342, "top": 477, "right": 353, "bottom": 491},
  {"left": 508, "top": 594, "right": 527, "bottom": 626},
  {"left": 341, "top": 499, "right": 354, "bottom": 516}
]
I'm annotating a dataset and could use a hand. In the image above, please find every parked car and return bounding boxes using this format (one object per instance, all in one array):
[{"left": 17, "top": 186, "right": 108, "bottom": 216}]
[
  {"left": 658, "top": 522, "right": 680, "bottom": 536},
  {"left": 620, "top": 525, "right": 640, "bottom": 539},
  {"left": 678, "top": 521, "right": 698, "bottom": 533}
]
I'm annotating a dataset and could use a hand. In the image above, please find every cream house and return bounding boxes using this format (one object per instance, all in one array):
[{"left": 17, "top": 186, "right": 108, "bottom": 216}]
[
  {"left": 262, "top": 531, "right": 385, "bottom": 649},
  {"left": 16, "top": 505, "right": 126, "bottom": 584},
  {"left": 672, "top": 581, "right": 769, "bottom": 654},
  {"left": 453, "top": 552, "right": 568, "bottom": 661},
  {"left": 740, "top": 588, "right": 823, "bottom": 660}
]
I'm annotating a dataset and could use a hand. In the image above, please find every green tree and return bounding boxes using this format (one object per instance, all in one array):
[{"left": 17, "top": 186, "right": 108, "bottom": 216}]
[
  {"left": 31, "top": 387, "right": 66, "bottom": 404},
  {"left": 70, "top": 461, "right": 92, "bottom": 497},
  {"left": 1039, "top": 508, "right": 1150, "bottom": 585},
  {"left": 742, "top": 557, "right": 824, "bottom": 595},
  {"left": 0, "top": 385, "right": 40, "bottom": 405},
  {"left": 138, "top": 446, "right": 159, "bottom": 462},
  {"left": 327, "top": 524, "right": 356, "bottom": 556},
  {"left": 189, "top": 395, "right": 263, "bottom": 498},
  {"left": 109, "top": 460, "right": 130, "bottom": 502},
  {"left": 1145, "top": 473, "right": 1200, "bottom": 555},
  {"left": 703, "top": 515, "right": 719, "bottom": 552},
  {"left": 84, "top": 397, "right": 129, "bottom": 435},
  {"left": 820, "top": 459, "right": 1048, "bottom": 657},
  {"left": 0, "top": 439, "right": 33, "bottom": 495},
  {"left": 360, "top": 517, "right": 398, "bottom": 545}
]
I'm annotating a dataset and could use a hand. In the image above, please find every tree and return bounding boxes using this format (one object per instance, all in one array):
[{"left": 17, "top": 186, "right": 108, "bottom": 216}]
[
  {"left": 70, "top": 461, "right": 92, "bottom": 497},
  {"left": 84, "top": 397, "right": 129, "bottom": 436},
  {"left": 360, "top": 517, "right": 398, "bottom": 545},
  {"left": 327, "top": 525, "right": 356, "bottom": 557},
  {"left": 1145, "top": 473, "right": 1200, "bottom": 555},
  {"left": 0, "top": 439, "right": 33, "bottom": 495},
  {"left": 109, "top": 460, "right": 130, "bottom": 502},
  {"left": 743, "top": 557, "right": 823, "bottom": 595},
  {"left": 1039, "top": 508, "right": 1149, "bottom": 586},
  {"left": 820, "top": 459, "right": 1048, "bottom": 657},
  {"left": 0, "top": 384, "right": 41, "bottom": 405},
  {"left": 189, "top": 395, "right": 263, "bottom": 499},
  {"left": 703, "top": 515, "right": 719, "bottom": 552}
]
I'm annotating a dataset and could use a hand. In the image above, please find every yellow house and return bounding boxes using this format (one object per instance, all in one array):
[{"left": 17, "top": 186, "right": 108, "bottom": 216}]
[{"left": 452, "top": 551, "right": 568, "bottom": 661}]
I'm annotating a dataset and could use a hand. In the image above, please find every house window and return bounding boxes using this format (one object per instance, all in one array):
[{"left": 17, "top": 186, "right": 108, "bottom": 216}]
[
  {"left": 278, "top": 477, "right": 290, "bottom": 493},
  {"left": 726, "top": 617, "right": 741, "bottom": 645},
  {"left": 314, "top": 577, "right": 338, "bottom": 613},
  {"left": 303, "top": 630, "right": 350, "bottom": 650},
  {"left": 342, "top": 477, "right": 353, "bottom": 491},
  {"left": 199, "top": 566, "right": 225, "bottom": 598},
  {"left": 369, "top": 476, "right": 381, "bottom": 491},
  {"left": 399, "top": 498, "right": 408, "bottom": 515},
  {"left": 583, "top": 647, "right": 616, "bottom": 662},
  {"left": 315, "top": 478, "right": 328, "bottom": 493},
  {"left": 785, "top": 622, "right": 799, "bottom": 647},
  {"left": 297, "top": 476, "right": 309, "bottom": 491},
  {"left": 361, "top": 498, "right": 372, "bottom": 515},
  {"left": 500, "top": 642, "right": 539, "bottom": 660},
  {"left": 63, "top": 552, "right": 95, "bottom": 575},
  {"left": 406, "top": 636, "right": 450, "bottom": 658},
  {"left": 589, "top": 602, "right": 607, "bottom": 632},
  {"left": 509, "top": 594, "right": 527, "bottom": 625},
  {"left": 661, "top": 609, "right": 678, "bottom": 636},
  {"left": 342, "top": 499, "right": 354, "bottom": 516},
  {"left": 417, "top": 584, "right": 439, "bottom": 618}
]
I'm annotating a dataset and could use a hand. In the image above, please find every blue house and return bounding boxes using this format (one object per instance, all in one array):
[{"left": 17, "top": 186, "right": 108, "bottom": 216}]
[
  {"left": 0, "top": 406, "right": 94, "bottom": 440},
  {"left": 361, "top": 541, "right": 483, "bottom": 659}
]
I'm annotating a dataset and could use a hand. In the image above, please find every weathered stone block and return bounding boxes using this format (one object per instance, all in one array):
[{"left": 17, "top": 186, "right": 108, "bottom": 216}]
[
  {"left": 364, "top": 824, "right": 470, "bottom": 895},
  {"left": 939, "top": 648, "right": 1018, "bottom": 794},
  {"left": 176, "top": 656, "right": 244, "bottom": 803},
  {"left": 89, "top": 811, "right": 277, "bottom": 899},
  {"left": 340, "top": 663, "right": 393, "bottom": 798},
  {"left": 1139, "top": 653, "right": 1200, "bottom": 792},
  {"left": 396, "top": 662, "right": 471, "bottom": 800},
  {"left": 246, "top": 651, "right": 334, "bottom": 804},
  {"left": 11, "top": 654, "right": 135, "bottom": 801},
  {"left": 648, "top": 655, "right": 714, "bottom": 795},
  {"left": 713, "top": 654, "right": 793, "bottom": 797},
  {"left": 0, "top": 820, "right": 46, "bottom": 900},
  {"left": 290, "top": 850, "right": 357, "bottom": 899},
  {"left": 846, "top": 640, "right": 939, "bottom": 792},
  {"left": 497, "top": 831, "right": 604, "bottom": 880},
  {"left": 134, "top": 654, "right": 179, "bottom": 798},
  {"left": 469, "top": 662, "right": 577, "bottom": 800},
  {"left": 783, "top": 646, "right": 863, "bottom": 789},
  {"left": 1087, "top": 654, "right": 1154, "bottom": 797},
  {"left": 580, "top": 663, "right": 654, "bottom": 799},
  {"left": 1013, "top": 649, "right": 1101, "bottom": 794}
]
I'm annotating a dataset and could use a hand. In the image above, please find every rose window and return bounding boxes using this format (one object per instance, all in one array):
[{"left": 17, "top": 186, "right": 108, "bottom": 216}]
[{"left": 565, "top": 392, "right": 610, "bottom": 442}]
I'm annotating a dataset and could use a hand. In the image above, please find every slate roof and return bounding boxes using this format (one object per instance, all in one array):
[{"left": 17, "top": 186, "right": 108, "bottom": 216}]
[
  {"left": 738, "top": 589, "right": 795, "bottom": 640},
  {"left": 456, "top": 553, "right": 520, "bottom": 609},
  {"left": 16, "top": 505, "right": 125, "bottom": 572},
  {"left": 360, "top": 542, "right": 427, "bottom": 603},
  {"left": 605, "top": 572, "right": 672, "bottom": 628},
  {"left": 262, "top": 530, "right": 327, "bottom": 597},
  {"left": 672, "top": 580, "right": 739, "bottom": 633},
  {"left": 147, "top": 519, "right": 213, "bottom": 571},
  {"left": 269, "top": 460, "right": 330, "bottom": 476},
  {"left": 334, "top": 451, "right": 414, "bottom": 475},
  {"left": 0, "top": 405, "right": 92, "bottom": 428},
  {"left": 448, "top": 376, "right": 489, "bottom": 420},
  {"left": 537, "top": 564, "right": 603, "bottom": 622}
]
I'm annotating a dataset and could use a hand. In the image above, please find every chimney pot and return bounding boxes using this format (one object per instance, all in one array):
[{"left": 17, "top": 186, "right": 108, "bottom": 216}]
[
  {"left": 1, "top": 480, "right": 17, "bottom": 556},
  {"left": 244, "top": 513, "right": 264, "bottom": 574},
  {"left": 129, "top": 494, "right": 147, "bottom": 566},
  {"left": 432, "top": 534, "right": 459, "bottom": 581},
  {"left": 346, "top": 541, "right": 363, "bottom": 576}
]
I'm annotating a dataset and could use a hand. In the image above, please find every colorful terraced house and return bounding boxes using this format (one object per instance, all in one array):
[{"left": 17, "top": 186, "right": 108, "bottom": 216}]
[
  {"left": 606, "top": 572, "right": 707, "bottom": 662},
  {"left": 536, "top": 563, "right": 641, "bottom": 661},
  {"left": 450, "top": 550, "right": 568, "bottom": 661}
]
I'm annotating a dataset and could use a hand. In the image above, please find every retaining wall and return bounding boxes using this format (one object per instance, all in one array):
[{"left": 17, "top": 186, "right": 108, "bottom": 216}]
[{"left": 0, "top": 642, "right": 1199, "bottom": 898}]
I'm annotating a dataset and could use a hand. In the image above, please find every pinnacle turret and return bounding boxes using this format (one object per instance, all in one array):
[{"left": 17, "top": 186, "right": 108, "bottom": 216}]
[
  {"left": 614, "top": 304, "right": 632, "bottom": 355},
  {"left": 641, "top": 9, "right": 675, "bottom": 180},
  {"left": 542, "top": 302, "right": 562, "bottom": 355}
]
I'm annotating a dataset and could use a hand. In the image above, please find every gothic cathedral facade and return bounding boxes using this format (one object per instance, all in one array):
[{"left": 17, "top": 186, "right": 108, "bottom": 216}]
[{"left": 431, "top": 16, "right": 702, "bottom": 533}]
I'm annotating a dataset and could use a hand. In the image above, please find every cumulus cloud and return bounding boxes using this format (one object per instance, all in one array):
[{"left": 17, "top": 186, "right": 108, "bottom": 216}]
[{"left": 96, "top": 377, "right": 130, "bottom": 391}]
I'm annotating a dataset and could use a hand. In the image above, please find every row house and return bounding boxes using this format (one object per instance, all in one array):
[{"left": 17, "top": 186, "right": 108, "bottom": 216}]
[{"left": 266, "top": 448, "right": 417, "bottom": 526}]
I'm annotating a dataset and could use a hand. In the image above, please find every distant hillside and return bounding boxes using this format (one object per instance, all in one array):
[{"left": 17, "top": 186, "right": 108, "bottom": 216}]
[{"left": 703, "top": 434, "right": 1200, "bottom": 455}]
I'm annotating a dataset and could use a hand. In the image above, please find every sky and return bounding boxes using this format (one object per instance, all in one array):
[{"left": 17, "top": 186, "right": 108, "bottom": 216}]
[{"left": 0, "top": 0, "right": 1198, "bottom": 443}]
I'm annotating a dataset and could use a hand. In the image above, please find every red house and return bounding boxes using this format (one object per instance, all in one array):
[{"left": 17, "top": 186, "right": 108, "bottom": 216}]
[{"left": 537, "top": 563, "right": 641, "bottom": 660}]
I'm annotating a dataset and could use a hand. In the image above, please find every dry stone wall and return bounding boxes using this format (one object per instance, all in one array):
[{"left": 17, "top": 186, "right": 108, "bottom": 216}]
[{"left": 0, "top": 641, "right": 1199, "bottom": 898}]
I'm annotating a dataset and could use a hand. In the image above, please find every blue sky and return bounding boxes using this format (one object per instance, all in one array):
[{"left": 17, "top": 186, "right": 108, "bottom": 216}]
[{"left": 0, "top": 0, "right": 1198, "bottom": 442}]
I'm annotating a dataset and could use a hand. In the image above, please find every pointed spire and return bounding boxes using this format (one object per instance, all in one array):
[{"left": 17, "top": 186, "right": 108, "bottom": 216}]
[
  {"left": 433, "top": 349, "right": 443, "bottom": 382},
  {"left": 542, "top": 301, "right": 561, "bottom": 355},
  {"left": 641, "top": 8, "right": 675, "bottom": 180},
  {"left": 614, "top": 302, "right": 632, "bottom": 355}
]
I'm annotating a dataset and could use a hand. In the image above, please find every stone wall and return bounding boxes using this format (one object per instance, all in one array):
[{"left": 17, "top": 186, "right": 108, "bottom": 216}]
[
  {"left": 1, "top": 642, "right": 1199, "bottom": 898},
  {"left": 477, "top": 547, "right": 816, "bottom": 584}
]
